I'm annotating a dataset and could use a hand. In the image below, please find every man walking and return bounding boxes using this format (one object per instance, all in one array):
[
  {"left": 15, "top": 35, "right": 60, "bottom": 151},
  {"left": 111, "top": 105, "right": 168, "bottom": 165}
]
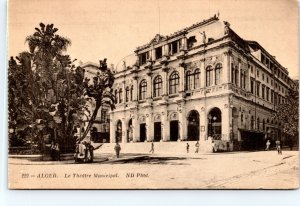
[
  {"left": 195, "top": 141, "right": 200, "bottom": 153},
  {"left": 265, "top": 140, "right": 271, "bottom": 151},
  {"left": 114, "top": 142, "right": 121, "bottom": 158},
  {"left": 275, "top": 139, "right": 282, "bottom": 155},
  {"left": 186, "top": 143, "right": 190, "bottom": 153},
  {"left": 149, "top": 142, "right": 154, "bottom": 154}
]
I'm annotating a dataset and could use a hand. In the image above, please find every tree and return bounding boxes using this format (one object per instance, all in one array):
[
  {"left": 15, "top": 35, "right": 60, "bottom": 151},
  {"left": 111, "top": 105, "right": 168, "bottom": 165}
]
[
  {"left": 80, "top": 59, "right": 115, "bottom": 141},
  {"left": 8, "top": 23, "right": 88, "bottom": 154},
  {"left": 274, "top": 83, "right": 299, "bottom": 148}
]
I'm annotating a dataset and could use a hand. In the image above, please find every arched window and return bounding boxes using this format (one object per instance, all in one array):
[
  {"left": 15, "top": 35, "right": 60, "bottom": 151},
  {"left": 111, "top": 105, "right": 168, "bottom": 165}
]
[
  {"left": 139, "top": 79, "right": 147, "bottom": 100},
  {"left": 215, "top": 64, "right": 222, "bottom": 85},
  {"left": 194, "top": 69, "right": 200, "bottom": 89},
  {"left": 169, "top": 71, "right": 179, "bottom": 94},
  {"left": 235, "top": 66, "right": 239, "bottom": 85},
  {"left": 153, "top": 75, "right": 163, "bottom": 97},
  {"left": 125, "top": 87, "right": 130, "bottom": 102},
  {"left": 186, "top": 71, "right": 193, "bottom": 90},
  {"left": 130, "top": 85, "right": 134, "bottom": 101},
  {"left": 114, "top": 89, "right": 118, "bottom": 104},
  {"left": 231, "top": 63, "right": 235, "bottom": 83},
  {"left": 240, "top": 71, "right": 244, "bottom": 88},
  {"left": 206, "top": 66, "right": 213, "bottom": 86},
  {"left": 119, "top": 88, "right": 123, "bottom": 103}
]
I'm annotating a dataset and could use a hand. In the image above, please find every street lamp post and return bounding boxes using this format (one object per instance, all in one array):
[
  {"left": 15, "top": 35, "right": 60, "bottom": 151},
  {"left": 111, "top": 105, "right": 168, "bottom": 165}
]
[{"left": 208, "top": 114, "right": 212, "bottom": 137}]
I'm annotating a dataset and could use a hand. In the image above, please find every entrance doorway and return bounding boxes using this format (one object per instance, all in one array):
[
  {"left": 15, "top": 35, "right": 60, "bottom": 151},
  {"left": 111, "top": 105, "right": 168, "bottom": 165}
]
[
  {"left": 116, "top": 120, "right": 122, "bottom": 143},
  {"left": 208, "top": 107, "right": 222, "bottom": 140},
  {"left": 140, "top": 123, "right": 146, "bottom": 142},
  {"left": 127, "top": 119, "right": 133, "bottom": 142},
  {"left": 170, "top": 120, "right": 179, "bottom": 141},
  {"left": 187, "top": 110, "right": 200, "bottom": 141},
  {"left": 154, "top": 122, "right": 161, "bottom": 142}
]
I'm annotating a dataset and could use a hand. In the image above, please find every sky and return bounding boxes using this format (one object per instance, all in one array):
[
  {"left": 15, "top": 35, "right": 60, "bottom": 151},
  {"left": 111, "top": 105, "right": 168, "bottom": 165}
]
[{"left": 8, "top": 0, "right": 299, "bottom": 78}]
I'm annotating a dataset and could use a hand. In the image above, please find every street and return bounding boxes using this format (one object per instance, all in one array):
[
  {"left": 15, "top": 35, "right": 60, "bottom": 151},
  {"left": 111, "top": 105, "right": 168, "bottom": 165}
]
[{"left": 8, "top": 150, "right": 298, "bottom": 189}]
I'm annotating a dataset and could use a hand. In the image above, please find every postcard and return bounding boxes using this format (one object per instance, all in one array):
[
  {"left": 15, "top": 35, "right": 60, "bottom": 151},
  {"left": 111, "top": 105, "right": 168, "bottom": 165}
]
[{"left": 8, "top": 0, "right": 299, "bottom": 189}]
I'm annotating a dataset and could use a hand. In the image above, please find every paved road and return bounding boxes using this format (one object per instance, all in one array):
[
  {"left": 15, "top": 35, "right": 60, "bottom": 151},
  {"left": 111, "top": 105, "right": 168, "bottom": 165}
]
[{"left": 8, "top": 151, "right": 298, "bottom": 189}]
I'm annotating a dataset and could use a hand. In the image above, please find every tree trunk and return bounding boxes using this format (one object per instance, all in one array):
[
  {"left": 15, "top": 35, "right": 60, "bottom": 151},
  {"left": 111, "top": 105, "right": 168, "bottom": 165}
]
[{"left": 80, "top": 103, "right": 101, "bottom": 141}]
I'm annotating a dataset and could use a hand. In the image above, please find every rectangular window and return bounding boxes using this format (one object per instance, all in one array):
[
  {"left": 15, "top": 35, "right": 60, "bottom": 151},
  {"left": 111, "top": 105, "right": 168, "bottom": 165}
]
[
  {"left": 256, "top": 81, "right": 260, "bottom": 97},
  {"left": 155, "top": 47, "right": 162, "bottom": 59},
  {"left": 261, "top": 54, "right": 265, "bottom": 64},
  {"left": 250, "top": 78, "right": 255, "bottom": 94},
  {"left": 271, "top": 90, "right": 274, "bottom": 103},
  {"left": 262, "top": 85, "right": 265, "bottom": 99},
  {"left": 139, "top": 52, "right": 148, "bottom": 65},
  {"left": 170, "top": 41, "right": 179, "bottom": 54},
  {"left": 266, "top": 87, "right": 270, "bottom": 101}
]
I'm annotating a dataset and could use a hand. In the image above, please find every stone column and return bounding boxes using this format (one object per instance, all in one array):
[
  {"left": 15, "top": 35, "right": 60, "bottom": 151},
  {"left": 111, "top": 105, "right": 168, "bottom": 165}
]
[
  {"left": 178, "top": 65, "right": 185, "bottom": 93},
  {"left": 200, "top": 58, "right": 205, "bottom": 88},
  {"left": 133, "top": 115, "right": 139, "bottom": 142},
  {"left": 181, "top": 36, "right": 187, "bottom": 51},
  {"left": 163, "top": 44, "right": 169, "bottom": 56},
  {"left": 146, "top": 113, "right": 153, "bottom": 142},
  {"left": 178, "top": 111, "right": 186, "bottom": 141},
  {"left": 221, "top": 105, "right": 231, "bottom": 141},
  {"left": 237, "top": 59, "right": 241, "bottom": 87},
  {"left": 199, "top": 107, "right": 207, "bottom": 141},
  {"left": 223, "top": 50, "right": 232, "bottom": 84},
  {"left": 146, "top": 74, "right": 152, "bottom": 99},
  {"left": 162, "top": 66, "right": 168, "bottom": 96},
  {"left": 161, "top": 110, "right": 169, "bottom": 141},
  {"left": 151, "top": 47, "right": 155, "bottom": 61},
  {"left": 133, "top": 77, "right": 138, "bottom": 101},
  {"left": 122, "top": 81, "right": 125, "bottom": 103},
  {"left": 121, "top": 118, "right": 126, "bottom": 143}
]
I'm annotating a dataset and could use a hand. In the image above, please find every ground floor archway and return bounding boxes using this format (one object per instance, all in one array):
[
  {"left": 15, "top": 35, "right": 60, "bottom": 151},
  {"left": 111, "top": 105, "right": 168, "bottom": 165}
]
[
  {"left": 170, "top": 120, "right": 179, "bottom": 141},
  {"left": 154, "top": 122, "right": 162, "bottom": 142},
  {"left": 187, "top": 110, "right": 200, "bottom": 141},
  {"left": 208, "top": 107, "right": 222, "bottom": 140},
  {"left": 116, "top": 120, "right": 122, "bottom": 143},
  {"left": 140, "top": 123, "right": 146, "bottom": 142}
]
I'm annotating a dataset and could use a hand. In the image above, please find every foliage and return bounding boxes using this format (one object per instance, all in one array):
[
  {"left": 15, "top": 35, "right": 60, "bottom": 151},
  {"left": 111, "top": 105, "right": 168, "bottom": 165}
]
[
  {"left": 80, "top": 59, "right": 115, "bottom": 141},
  {"left": 274, "top": 83, "right": 299, "bottom": 146},
  {"left": 8, "top": 23, "right": 87, "bottom": 153}
]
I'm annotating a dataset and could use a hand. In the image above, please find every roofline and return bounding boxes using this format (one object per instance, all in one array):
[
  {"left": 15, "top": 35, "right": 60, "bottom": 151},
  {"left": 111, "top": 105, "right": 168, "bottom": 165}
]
[
  {"left": 246, "top": 40, "right": 288, "bottom": 74},
  {"left": 135, "top": 14, "right": 219, "bottom": 52}
]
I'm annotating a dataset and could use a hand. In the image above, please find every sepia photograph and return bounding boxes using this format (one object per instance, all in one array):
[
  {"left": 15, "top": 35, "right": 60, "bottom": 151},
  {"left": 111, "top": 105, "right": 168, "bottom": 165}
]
[{"left": 7, "top": 0, "right": 299, "bottom": 189}]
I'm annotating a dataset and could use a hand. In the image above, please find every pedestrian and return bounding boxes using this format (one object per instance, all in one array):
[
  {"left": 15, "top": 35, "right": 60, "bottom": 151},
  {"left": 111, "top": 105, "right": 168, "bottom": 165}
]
[
  {"left": 195, "top": 141, "right": 200, "bottom": 153},
  {"left": 186, "top": 143, "right": 190, "bottom": 153},
  {"left": 275, "top": 139, "right": 282, "bottom": 155},
  {"left": 54, "top": 143, "right": 60, "bottom": 161},
  {"left": 265, "top": 140, "right": 271, "bottom": 151},
  {"left": 149, "top": 142, "right": 154, "bottom": 154},
  {"left": 114, "top": 142, "right": 121, "bottom": 158},
  {"left": 50, "top": 141, "right": 55, "bottom": 161}
]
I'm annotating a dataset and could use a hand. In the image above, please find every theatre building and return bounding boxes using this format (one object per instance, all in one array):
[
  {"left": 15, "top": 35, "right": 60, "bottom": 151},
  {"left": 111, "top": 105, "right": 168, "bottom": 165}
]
[{"left": 109, "top": 15, "right": 295, "bottom": 151}]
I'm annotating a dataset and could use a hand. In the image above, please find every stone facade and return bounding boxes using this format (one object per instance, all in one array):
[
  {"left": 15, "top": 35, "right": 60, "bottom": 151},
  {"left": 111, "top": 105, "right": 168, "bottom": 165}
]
[{"left": 109, "top": 16, "right": 295, "bottom": 151}]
